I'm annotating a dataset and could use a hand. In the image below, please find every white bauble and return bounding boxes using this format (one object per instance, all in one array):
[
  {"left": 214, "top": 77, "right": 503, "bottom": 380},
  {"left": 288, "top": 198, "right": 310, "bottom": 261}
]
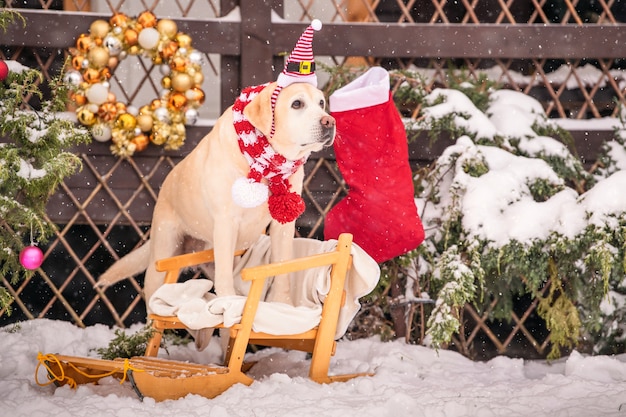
[
  {"left": 91, "top": 123, "right": 112, "bottom": 142},
  {"left": 63, "top": 70, "right": 82, "bottom": 86},
  {"left": 104, "top": 35, "right": 123, "bottom": 56},
  {"left": 86, "top": 83, "right": 109, "bottom": 105},
  {"left": 153, "top": 107, "right": 170, "bottom": 122},
  {"left": 138, "top": 28, "right": 160, "bottom": 49},
  {"left": 184, "top": 108, "right": 199, "bottom": 125}
]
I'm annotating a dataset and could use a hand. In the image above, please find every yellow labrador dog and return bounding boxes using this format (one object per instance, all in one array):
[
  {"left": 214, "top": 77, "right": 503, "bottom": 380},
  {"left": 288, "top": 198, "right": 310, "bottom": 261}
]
[{"left": 96, "top": 82, "right": 335, "bottom": 311}]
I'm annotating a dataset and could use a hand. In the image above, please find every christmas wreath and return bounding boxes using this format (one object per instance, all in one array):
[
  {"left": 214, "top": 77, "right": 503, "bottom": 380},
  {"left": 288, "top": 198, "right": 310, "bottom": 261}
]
[{"left": 64, "top": 11, "right": 205, "bottom": 157}]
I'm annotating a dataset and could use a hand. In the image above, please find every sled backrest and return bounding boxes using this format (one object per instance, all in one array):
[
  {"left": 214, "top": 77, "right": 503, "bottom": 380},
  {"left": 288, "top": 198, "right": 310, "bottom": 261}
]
[{"left": 225, "top": 232, "right": 353, "bottom": 382}]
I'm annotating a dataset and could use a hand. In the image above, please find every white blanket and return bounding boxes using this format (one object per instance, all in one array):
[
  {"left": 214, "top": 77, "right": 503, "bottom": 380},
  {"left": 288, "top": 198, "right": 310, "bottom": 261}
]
[{"left": 149, "top": 236, "right": 380, "bottom": 339}]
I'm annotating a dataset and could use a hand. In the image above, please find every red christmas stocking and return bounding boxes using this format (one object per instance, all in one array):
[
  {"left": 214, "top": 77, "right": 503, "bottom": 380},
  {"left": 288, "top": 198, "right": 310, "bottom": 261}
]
[{"left": 324, "top": 67, "right": 424, "bottom": 263}]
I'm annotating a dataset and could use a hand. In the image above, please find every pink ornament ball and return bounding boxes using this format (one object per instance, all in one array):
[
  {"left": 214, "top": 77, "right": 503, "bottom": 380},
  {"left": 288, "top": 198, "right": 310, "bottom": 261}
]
[
  {"left": 0, "top": 60, "right": 8, "bottom": 82},
  {"left": 19, "top": 245, "right": 44, "bottom": 270}
]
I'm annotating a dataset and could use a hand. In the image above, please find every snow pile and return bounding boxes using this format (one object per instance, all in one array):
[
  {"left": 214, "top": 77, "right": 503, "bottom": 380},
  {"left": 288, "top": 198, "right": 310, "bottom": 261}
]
[{"left": 2, "top": 319, "right": 626, "bottom": 416}]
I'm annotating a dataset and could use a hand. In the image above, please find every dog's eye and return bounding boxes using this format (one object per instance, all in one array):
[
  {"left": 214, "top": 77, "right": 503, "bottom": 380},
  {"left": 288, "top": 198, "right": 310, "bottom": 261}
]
[
  {"left": 319, "top": 100, "right": 325, "bottom": 109},
  {"left": 291, "top": 100, "right": 303, "bottom": 109}
]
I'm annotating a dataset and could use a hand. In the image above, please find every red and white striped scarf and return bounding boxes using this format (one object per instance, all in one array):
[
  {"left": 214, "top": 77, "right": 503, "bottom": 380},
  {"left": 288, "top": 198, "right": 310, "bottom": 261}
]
[{"left": 232, "top": 83, "right": 307, "bottom": 224}]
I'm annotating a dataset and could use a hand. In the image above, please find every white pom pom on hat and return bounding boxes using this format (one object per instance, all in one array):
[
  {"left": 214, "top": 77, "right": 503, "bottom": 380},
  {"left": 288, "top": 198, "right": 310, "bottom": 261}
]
[{"left": 311, "top": 19, "right": 322, "bottom": 31}]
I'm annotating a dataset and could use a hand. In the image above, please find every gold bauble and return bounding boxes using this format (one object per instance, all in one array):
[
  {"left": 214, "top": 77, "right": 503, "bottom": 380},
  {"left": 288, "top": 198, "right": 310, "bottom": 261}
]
[
  {"left": 157, "top": 19, "right": 178, "bottom": 39},
  {"left": 70, "top": 92, "right": 87, "bottom": 106},
  {"left": 169, "top": 56, "right": 186, "bottom": 72},
  {"left": 71, "top": 55, "right": 85, "bottom": 71},
  {"left": 168, "top": 92, "right": 187, "bottom": 110},
  {"left": 98, "top": 102, "right": 118, "bottom": 122},
  {"left": 110, "top": 13, "right": 129, "bottom": 28},
  {"left": 107, "top": 92, "right": 117, "bottom": 102},
  {"left": 115, "top": 102, "right": 127, "bottom": 113},
  {"left": 170, "top": 112, "right": 184, "bottom": 124},
  {"left": 150, "top": 123, "right": 170, "bottom": 145},
  {"left": 76, "top": 34, "right": 93, "bottom": 53},
  {"left": 124, "top": 28, "right": 138, "bottom": 46},
  {"left": 116, "top": 113, "right": 137, "bottom": 131},
  {"left": 136, "top": 114, "right": 154, "bottom": 132},
  {"left": 132, "top": 134, "right": 150, "bottom": 152},
  {"left": 159, "top": 40, "right": 178, "bottom": 60},
  {"left": 176, "top": 33, "right": 192, "bottom": 48},
  {"left": 193, "top": 71, "right": 204, "bottom": 85},
  {"left": 128, "top": 45, "right": 140, "bottom": 55},
  {"left": 88, "top": 46, "right": 110, "bottom": 69},
  {"left": 107, "top": 56, "right": 119, "bottom": 69},
  {"left": 187, "top": 87, "right": 205, "bottom": 104},
  {"left": 77, "top": 107, "right": 96, "bottom": 126},
  {"left": 83, "top": 68, "right": 101, "bottom": 83},
  {"left": 89, "top": 19, "right": 111, "bottom": 39},
  {"left": 150, "top": 99, "right": 163, "bottom": 110},
  {"left": 99, "top": 67, "right": 111, "bottom": 80},
  {"left": 137, "top": 11, "right": 158, "bottom": 28},
  {"left": 150, "top": 133, "right": 163, "bottom": 145},
  {"left": 110, "top": 128, "right": 126, "bottom": 145},
  {"left": 173, "top": 122, "right": 186, "bottom": 136},
  {"left": 171, "top": 73, "right": 193, "bottom": 92},
  {"left": 161, "top": 76, "right": 172, "bottom": 89}
]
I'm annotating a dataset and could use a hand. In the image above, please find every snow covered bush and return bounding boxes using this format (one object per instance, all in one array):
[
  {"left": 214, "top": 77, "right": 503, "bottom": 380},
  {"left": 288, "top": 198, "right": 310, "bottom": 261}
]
[
  {"left": 411, "top": 83, "right": 626, "bottom": 358},
  {"left": 0, "top": 60, "right": 89, "bottom": 315}
]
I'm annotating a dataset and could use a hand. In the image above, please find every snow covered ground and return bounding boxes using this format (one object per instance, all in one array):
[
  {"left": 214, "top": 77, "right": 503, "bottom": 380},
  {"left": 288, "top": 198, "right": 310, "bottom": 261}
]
[{"left": 1, "top": 319, "right": 626, "bottom": 417}]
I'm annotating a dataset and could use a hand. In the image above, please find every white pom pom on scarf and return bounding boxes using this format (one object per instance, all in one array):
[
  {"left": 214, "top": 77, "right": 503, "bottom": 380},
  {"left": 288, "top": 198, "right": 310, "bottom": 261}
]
[{"left": 231, "top": 177, "right": 269, "bottom": 208}]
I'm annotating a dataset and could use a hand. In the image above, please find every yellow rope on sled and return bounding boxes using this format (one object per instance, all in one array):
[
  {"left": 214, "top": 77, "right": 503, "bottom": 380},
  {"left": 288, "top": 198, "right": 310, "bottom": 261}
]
[
  {"left": 35, "top": 353, "right": 78, "bottom": 388},
  {"left": 35, "top": 352, "right": 144, "bottom": 388}
]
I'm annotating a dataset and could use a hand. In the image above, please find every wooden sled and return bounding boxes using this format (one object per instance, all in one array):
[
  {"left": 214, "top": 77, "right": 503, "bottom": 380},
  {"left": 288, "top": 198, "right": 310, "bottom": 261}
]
[{"left": 37, "top": 233, "right": 372, "bottom": 401}]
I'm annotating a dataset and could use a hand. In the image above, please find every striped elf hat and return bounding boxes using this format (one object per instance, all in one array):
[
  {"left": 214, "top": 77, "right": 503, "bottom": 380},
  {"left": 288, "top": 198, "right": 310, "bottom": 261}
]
[{"left": 269, "top": 19, "right": 322, "bottom": 136}]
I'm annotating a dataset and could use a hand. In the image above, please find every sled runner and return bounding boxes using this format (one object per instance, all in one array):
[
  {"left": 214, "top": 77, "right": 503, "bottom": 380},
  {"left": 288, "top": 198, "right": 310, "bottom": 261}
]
[{"left": 36, "top": 233, "right": 375, "bottom": 401}]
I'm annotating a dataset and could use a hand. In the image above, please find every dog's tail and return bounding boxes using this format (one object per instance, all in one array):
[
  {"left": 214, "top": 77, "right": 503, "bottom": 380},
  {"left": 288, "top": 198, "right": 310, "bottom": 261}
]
[{"left": 94, "top": 241, "right": 152, "bottom": 288}]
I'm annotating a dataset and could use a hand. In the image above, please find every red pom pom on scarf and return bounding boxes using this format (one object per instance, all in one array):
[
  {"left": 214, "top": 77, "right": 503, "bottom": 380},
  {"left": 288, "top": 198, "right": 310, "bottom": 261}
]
[{"left": 268, "top": 192, "right": 305, "bottom": 224}]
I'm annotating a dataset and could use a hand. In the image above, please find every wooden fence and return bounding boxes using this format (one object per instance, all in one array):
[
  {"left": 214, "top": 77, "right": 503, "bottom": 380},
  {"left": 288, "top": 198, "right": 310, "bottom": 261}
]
[{"left": 0, "top": 0, "right": 624, "bottom": 359}]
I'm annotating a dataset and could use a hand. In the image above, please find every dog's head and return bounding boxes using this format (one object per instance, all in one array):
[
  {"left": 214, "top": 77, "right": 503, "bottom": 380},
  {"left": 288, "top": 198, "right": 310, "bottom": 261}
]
[{"left": 243, "top": 82, "right": 335, "bottom": 161}]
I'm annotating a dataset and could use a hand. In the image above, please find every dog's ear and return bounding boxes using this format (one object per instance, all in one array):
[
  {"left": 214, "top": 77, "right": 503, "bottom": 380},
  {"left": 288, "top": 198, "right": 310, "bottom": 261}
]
[{"left": 243, "top": 82, "right": 277, "bottom": 137}]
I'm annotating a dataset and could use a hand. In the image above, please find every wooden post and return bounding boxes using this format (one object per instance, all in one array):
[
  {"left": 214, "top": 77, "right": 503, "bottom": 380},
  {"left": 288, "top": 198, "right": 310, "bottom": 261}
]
[
  {"left": 239, "top": 0, "right": 275, "bottom": 86},
  {"left": 220, "top": 0, "right": 240, "bottom": 112}
]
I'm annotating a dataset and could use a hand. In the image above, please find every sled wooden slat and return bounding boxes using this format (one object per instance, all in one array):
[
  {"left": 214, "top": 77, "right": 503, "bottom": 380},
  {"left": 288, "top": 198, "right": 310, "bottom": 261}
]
[{"left": 40, "top": 233, "right": 371, "bottom": 401}]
